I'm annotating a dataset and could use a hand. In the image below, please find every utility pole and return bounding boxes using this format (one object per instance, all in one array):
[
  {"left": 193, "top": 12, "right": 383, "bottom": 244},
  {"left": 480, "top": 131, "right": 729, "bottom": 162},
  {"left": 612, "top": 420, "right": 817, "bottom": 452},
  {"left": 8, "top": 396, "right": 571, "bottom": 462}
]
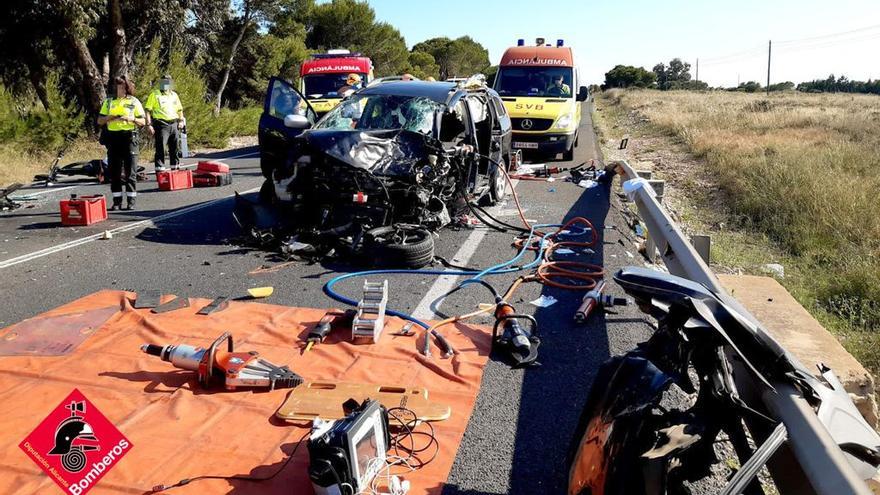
[
  {"left": 696, "top": 58, "right": 699, "bottom": 84},
  {"left": 766, "top": 40, "right": 772, "bottom": 96}
]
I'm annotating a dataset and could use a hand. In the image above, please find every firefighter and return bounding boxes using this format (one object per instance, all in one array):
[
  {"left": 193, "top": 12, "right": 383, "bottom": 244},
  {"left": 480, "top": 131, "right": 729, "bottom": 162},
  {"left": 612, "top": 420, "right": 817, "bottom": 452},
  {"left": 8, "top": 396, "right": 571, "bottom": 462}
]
[
  {"left": 97, "top": 76, "right": 146, "bottom": 211},
  {"left": 144, "top": 75, "right": 185, "bottom": 172}
]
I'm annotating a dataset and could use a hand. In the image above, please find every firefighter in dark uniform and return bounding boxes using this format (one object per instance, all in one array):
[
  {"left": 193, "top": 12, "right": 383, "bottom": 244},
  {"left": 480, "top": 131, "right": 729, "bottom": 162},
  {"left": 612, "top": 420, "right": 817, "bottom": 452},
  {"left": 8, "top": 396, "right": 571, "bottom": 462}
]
[{"left": 97, "top": 76, "right": 146, "bottom": 210}]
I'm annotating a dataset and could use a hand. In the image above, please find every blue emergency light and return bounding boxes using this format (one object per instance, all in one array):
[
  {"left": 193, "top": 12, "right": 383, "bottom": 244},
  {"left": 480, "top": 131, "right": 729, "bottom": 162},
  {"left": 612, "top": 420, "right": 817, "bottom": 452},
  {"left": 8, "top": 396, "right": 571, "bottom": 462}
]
[
  {"left": 517, "top": 39, "right": 525, "bottom": 46},
  {"left": 557, "top": 39, "right": 564, "bottom": 47}
]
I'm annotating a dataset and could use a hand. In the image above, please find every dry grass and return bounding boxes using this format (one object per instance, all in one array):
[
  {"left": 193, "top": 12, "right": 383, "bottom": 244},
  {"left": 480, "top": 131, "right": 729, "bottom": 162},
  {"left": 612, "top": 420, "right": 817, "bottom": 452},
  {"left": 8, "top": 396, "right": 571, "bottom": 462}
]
[
  {"left": 597, "top": 89, "right": 880, "bottom": 374},
  {"left": 0, "top": 139, "right": 106, "bottom": 186}
]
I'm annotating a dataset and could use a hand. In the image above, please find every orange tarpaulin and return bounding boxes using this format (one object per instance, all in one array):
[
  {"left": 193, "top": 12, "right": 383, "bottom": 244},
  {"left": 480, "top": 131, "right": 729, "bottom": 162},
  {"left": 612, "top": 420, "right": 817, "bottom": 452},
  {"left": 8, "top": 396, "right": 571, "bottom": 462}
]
[{"left": 0, "top": 290, "right": 493, "bottom": 494}]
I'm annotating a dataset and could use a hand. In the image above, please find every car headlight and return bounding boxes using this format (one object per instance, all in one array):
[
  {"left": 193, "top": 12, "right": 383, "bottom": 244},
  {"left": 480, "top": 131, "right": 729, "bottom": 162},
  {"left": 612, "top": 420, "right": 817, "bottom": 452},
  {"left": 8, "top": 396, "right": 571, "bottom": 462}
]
[{"left": 554, "top": 113, "right": 574, "bottom": 130}]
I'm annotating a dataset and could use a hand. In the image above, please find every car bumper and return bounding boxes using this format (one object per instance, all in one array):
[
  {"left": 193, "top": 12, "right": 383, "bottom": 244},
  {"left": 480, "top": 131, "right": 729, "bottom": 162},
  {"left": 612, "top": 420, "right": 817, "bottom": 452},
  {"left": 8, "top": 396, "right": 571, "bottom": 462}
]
[{"left": 511, "top": 132, "right": 575, "bottom": 154}]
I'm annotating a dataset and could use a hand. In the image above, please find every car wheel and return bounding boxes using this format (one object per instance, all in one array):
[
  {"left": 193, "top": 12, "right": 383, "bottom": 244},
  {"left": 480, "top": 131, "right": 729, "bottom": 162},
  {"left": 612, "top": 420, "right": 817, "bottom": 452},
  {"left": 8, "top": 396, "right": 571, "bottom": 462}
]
[
  {"left": 259, "top": 178, "right": 276, "bottom": 204},
  {"left": 562, "top": 145, "right": 574, "bottom": 162},
  {"left": 363, "top": 225, "right": 434, "bottom": 269},
  {"left": 488, "top": 157, "right": 507, "bottom": 205}
]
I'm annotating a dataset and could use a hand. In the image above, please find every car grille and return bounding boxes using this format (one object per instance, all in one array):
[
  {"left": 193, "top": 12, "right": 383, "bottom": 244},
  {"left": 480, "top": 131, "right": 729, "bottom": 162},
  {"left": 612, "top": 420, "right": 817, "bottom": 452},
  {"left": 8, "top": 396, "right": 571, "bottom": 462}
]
[{"left": 512, "top": 118, "right": 553, "bottom": 131}]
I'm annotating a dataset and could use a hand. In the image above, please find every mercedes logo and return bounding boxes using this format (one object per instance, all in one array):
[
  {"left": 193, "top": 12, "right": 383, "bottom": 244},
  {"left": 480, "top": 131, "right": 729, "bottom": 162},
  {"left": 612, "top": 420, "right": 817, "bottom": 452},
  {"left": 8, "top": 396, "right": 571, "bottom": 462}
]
[{"left": 521, "top": 118, "right": 533, "bottom": 130}]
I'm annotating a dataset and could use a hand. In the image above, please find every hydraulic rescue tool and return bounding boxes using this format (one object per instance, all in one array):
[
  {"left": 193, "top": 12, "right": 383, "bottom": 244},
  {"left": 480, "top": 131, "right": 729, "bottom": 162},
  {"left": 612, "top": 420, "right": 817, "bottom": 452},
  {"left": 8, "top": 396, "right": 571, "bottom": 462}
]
[
  {"left": 141, "top": 332, "right": 303, "bottom": 391},
  {"left": 573, "top": 279, "right": 628, "bottom": 323},
  {"left": 492, "top": 298, "right": 540, "bottom": 368}
]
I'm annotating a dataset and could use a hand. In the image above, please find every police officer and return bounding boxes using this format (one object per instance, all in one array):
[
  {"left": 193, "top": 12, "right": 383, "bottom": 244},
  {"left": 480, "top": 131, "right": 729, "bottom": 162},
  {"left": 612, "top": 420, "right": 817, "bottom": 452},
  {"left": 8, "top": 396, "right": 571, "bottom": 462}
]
[
  {"left": 97, "top": 76, "right": 146, "bottom": 211},
  {"left": 144, "top": 75, "right": 184, "bottom": 172}
]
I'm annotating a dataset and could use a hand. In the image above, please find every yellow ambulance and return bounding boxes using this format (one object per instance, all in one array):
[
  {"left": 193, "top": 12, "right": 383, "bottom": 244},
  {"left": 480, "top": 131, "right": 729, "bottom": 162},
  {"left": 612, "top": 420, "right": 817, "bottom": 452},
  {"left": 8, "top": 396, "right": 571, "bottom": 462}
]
[
  {"left": 299, "top": 49, "right": 374, "bottom": 118},
  {"left": 493, "top": 39, "right": 588, "bottom": 160}
]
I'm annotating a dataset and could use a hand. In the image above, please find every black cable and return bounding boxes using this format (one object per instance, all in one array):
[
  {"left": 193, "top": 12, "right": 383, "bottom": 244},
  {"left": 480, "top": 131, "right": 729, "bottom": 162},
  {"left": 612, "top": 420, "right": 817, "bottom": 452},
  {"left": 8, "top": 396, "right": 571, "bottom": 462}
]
[
  {"left": 472, "top": 203, "right": 530, "bottom": 233},
  {"left": 150, "top": 429, "right": 311, "bottom": 493},
  {"left": 462, "top": 195, "right": 509, "bottom": 233},
  {"left": 433, "top": 255, "right": 480, "bottom": 271},
  {"left": 386, "top": 407, "right": 440, "bottom": 469}
]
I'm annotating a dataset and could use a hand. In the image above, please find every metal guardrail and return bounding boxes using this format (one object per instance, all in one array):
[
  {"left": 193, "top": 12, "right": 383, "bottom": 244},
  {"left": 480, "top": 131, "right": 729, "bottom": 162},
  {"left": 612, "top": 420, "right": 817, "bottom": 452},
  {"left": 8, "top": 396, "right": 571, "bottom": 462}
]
[{"left": 611, "top": 159, "right": 872, "bottom": 495}]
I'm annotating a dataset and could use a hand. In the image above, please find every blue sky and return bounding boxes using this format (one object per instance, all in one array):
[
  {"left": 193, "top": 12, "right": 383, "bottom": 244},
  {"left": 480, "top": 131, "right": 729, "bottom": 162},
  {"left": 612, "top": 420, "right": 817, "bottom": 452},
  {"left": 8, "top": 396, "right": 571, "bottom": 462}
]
[{"left": 366, "top": 0, "right": 880, "bottom": 87}]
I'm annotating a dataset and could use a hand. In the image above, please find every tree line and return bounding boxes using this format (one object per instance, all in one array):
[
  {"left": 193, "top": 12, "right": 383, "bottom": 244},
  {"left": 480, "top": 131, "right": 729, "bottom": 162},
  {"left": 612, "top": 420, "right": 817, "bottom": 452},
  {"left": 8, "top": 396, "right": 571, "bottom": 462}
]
[
  {"left": 0, "top": 0, "right": 492, "bottom": 124},
  {"left": 796, "top": 75, "right": 880, "bottom": 95},
  {"left": 603, "top": 59, "right": 878, "bottom": 95}
]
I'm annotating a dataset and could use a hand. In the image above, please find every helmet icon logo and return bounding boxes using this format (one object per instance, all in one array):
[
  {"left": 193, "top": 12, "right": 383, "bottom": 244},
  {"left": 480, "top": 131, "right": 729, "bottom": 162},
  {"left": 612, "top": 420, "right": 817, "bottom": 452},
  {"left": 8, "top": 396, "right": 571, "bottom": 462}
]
[
  {"left": 521, "top": 118, "right": 533, "bottom": 130},
  {"left": 48, "top": 401, "right": 100, "bottom": 473},
  {"left": 20, "top": 388, "right": 131, "bottom": 495}
]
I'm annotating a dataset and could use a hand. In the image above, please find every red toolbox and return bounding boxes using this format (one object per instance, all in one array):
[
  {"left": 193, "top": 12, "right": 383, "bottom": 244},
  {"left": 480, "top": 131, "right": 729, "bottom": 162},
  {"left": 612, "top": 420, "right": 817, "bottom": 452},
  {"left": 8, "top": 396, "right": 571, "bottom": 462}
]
[
  {"left": 196, "top": 160, "right": 230, "bottom": 173},
  {"left": 157, "top": 169, "right": 193, "bottom": 191},
  {"left": 60, "top": 195, "right": 107, "bottom": 226},
  {"left": 193, "top": 160, "right": 232, "bottom": 187},
  {"left": 193, "top": 171, "right": 233, "bottom": 187}
]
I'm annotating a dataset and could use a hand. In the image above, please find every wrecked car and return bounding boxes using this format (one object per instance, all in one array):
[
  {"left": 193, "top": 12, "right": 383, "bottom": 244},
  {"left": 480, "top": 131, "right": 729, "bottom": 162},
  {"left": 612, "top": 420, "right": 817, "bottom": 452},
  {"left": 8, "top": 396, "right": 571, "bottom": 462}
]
[{"left": 248, "top": 78, "right": 512, "bottom": 265}]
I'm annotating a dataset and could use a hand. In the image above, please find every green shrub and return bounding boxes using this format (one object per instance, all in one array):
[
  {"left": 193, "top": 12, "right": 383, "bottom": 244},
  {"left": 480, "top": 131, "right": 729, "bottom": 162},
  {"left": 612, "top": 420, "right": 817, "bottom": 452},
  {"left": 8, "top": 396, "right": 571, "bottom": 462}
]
[{"left": 0, "top": 73, "right": 85, "bottom": 153}]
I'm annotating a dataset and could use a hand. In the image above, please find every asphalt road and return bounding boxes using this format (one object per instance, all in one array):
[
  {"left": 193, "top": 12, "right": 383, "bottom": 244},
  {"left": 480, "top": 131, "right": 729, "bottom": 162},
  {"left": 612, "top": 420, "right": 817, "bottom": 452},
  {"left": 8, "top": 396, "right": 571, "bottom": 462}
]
[{"left": 0, "top": 104, "right": 655, "bottom": 494}]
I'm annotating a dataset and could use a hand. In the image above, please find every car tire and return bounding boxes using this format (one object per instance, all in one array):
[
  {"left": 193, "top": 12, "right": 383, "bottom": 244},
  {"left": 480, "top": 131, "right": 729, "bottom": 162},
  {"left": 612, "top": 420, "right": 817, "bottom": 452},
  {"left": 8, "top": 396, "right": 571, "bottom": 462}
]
[
  {"left": 363, "top": 225, "right": 434, "bottom": 269},
  {"left": 259, "top": 178, "right": 276, "bottom": 204},
  {"left": 562, "top": 145, "right": 574, "bottom": 162},
  {"left": 488, "top": 157, "right": 507, "bottom": 205}
]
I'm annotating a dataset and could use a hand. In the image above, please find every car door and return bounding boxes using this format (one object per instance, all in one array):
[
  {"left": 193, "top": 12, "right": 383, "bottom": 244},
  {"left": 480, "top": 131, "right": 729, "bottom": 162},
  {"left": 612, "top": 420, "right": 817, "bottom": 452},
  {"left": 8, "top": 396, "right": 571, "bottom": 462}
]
[
  {"left": 489, "top": 94, "right": 513, "bottom": 165},
  {"left": 258, "top": 77, "right": 317, "bottom": 179}
]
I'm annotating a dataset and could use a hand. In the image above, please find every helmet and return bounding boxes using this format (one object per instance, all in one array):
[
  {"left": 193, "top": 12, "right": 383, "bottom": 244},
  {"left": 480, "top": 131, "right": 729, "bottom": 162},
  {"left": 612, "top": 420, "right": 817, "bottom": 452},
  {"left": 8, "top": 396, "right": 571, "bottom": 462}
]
[
  {"left": 49, "top": 417, "right": 98, "bottom": 456},
  {"left": 346, "top": 73, "right": 362, "bottom": 85}
]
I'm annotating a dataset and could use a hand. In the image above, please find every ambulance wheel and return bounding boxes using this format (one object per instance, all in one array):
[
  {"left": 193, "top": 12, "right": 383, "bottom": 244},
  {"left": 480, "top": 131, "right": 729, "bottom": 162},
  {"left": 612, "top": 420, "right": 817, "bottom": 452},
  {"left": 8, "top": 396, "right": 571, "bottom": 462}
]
[
  {"left": 259, "top": 179, "right": 276, "bottom": 204},
  {"left": 363, "top": 225, "right": 434, "bottom": 269},
  {"left": 562, "top": 145, "right": 574, "bottom": 162}
]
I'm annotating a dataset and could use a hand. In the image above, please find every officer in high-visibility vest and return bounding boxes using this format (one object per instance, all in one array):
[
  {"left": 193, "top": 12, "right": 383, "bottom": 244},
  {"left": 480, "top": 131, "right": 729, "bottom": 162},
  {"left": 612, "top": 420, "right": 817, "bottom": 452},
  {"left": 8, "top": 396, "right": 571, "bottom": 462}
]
[
  {"left": 144, "top": 75, "right": 185, "bottom": 172},
  {"left": 97, "top": 76, "right": 146, "bottom": 210}
]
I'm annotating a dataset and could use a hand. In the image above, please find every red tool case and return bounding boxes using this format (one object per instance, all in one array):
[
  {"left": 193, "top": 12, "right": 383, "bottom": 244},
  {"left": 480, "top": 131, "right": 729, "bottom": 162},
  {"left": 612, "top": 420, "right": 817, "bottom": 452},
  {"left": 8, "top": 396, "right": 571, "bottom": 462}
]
[
  {"left": 193, "top": 161, "right": 232, "bottom": 187},
  {"left": 60, "top": 195, "right": 107, "bottom": 226},
  {"left": 157, "top": 170, "right": 193, "bottom": 191}
]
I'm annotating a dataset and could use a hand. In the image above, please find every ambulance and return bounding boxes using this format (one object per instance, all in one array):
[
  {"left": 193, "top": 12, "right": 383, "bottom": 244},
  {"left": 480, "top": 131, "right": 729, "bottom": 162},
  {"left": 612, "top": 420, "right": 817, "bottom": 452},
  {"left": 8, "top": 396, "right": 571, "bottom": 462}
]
[
  {"left": 299, "top": 49, "right": 374, "bottom": 117},
  {"left": 493, "top": 38, "right": 588, "bottom": 160}
]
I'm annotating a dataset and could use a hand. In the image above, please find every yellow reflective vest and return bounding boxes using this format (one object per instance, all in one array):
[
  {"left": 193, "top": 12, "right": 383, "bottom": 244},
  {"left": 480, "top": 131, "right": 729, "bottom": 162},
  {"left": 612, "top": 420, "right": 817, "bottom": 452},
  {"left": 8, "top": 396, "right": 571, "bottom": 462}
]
[
  {"left": 144, "top": 89, "right": 183, "bottom": 122},
  {"left": 100, "top": 96, "right": 145, "bottom": 132}
]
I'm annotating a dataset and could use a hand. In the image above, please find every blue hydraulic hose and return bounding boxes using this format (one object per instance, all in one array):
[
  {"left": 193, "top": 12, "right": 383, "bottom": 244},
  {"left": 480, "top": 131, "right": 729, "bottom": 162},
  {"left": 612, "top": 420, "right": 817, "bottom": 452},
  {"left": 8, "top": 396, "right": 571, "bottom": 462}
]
[{"left": 321, "top": 222, "right": 561, "bottom": 329}]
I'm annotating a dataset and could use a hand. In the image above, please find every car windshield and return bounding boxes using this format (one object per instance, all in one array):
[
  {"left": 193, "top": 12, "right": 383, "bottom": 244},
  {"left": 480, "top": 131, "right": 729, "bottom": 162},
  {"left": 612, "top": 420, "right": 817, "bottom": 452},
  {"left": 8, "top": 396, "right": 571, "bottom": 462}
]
[
  {"left": 303, "top": 73, "right": 366, "bottom": 98},
  {"left": 315, "top": 94, "right": 441, "bottom": 135},
  {"left": 495, "top": 67, "right": 574, "bottom": 98}
]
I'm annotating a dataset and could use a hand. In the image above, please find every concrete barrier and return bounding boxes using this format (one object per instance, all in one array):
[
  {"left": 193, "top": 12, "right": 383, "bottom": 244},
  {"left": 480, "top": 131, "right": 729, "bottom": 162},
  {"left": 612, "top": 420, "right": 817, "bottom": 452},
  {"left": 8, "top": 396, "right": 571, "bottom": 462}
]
[{"left": 719, "top": 274, "right": 878, "bottom": 428}]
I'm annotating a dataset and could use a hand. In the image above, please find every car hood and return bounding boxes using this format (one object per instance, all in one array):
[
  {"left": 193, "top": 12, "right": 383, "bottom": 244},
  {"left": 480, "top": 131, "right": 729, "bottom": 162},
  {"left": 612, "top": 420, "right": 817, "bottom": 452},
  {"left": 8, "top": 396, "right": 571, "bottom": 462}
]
[{"left": 298, "top": 129, "right": 437, "bottom": 176}]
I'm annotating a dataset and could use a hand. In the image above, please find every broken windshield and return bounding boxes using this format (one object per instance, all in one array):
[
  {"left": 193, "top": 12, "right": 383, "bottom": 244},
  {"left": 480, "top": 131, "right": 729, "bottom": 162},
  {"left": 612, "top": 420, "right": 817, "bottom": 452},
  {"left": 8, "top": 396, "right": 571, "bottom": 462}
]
[
  {"left": 495, "top": 67, "right": 573, "bottom": 98},
  {"left": 315, "top": 94, "right": 441, "bottom": 136}
]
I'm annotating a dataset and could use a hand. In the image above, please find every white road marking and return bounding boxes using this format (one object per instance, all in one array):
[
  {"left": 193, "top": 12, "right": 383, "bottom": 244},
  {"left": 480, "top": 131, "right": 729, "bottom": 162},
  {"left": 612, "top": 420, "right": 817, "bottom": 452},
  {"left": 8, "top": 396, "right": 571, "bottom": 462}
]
[
  {"left": 411, "top": 180, "right": 520, "bottom": 320},
  {"left": 9, "top": 186, "right": 76, "bottom": 199},
  {"left": 0, "top": 186, "right": 259, "bottom": 270}
]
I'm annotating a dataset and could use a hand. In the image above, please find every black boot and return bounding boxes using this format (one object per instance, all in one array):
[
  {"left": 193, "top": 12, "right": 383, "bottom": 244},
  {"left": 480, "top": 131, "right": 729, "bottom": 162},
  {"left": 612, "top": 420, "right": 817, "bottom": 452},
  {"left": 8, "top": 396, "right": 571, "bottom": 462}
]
[
  {"left": 126, "top": 196, "right": 136, "bottom": 210},
  {"left": 110, "top": 198, "right": 122, "bottom": 211}
]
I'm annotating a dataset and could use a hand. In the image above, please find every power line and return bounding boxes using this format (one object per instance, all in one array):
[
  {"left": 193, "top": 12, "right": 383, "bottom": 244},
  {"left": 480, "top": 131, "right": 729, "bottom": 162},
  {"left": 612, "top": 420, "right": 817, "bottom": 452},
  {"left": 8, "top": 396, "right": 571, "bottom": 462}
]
[{"left": 775, "top": 23, "right": 880, "bottom": 46}]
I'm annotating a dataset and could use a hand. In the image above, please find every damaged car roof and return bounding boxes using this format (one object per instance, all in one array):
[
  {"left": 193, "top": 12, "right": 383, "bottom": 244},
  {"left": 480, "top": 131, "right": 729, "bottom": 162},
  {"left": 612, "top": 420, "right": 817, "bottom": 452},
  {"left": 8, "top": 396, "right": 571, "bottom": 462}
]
[{"left": 358, "top": 81, "right": 459, "bottom": 104}]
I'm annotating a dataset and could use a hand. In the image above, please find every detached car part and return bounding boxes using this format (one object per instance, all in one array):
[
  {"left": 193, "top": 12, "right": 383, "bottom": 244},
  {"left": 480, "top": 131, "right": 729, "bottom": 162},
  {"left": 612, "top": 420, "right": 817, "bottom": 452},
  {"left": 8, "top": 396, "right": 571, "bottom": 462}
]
[{"left": 568, "top": 267, "right": 880, "bottom": 495}]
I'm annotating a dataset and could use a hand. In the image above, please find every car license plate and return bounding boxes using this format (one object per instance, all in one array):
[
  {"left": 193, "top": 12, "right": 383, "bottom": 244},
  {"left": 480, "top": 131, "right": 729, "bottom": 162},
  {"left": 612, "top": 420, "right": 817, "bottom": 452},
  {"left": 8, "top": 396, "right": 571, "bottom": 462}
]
[{"left": 513, "top": 142, "right": 538, "bottom": 149}]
